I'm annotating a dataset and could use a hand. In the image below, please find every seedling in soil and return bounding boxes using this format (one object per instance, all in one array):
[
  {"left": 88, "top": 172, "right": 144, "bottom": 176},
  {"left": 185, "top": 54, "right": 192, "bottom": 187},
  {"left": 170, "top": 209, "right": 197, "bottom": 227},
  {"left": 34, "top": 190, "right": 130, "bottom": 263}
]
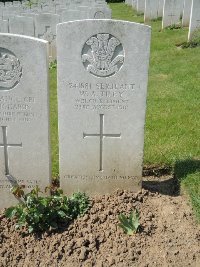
[
  {"left": 5, "top": 185, "right": 90, "bottom": 233},
  {"left": 118, "top": 210, "right": 140, "bottom": 235}
]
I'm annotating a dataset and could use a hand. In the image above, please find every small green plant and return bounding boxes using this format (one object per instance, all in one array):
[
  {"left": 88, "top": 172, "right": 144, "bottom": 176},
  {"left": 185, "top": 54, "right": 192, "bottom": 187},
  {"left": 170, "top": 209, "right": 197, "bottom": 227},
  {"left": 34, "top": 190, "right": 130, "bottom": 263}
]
[
  {"left": 5, "top": 185, "right": 90, "bottom": 233},
  {"left": 180, "top": 29, "right": 200, "bottom": 49},
  {"left": 151, "top": 16, "right": 162, "bottom": 22},
  {"left": 118, "top": 210, "right": 140, "bottom": 235},
  {"left": 49, "top": 60, "right": 57, "bottom": 70},
  {"left": 166, "top": 23, "right": 182, "bottom": 30}
]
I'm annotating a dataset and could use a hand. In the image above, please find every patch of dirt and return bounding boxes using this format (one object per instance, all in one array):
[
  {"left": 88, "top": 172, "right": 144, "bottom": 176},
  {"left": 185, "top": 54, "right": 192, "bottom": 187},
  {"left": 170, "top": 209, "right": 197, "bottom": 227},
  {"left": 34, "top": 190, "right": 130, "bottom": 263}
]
[{"left": 0, "top": 175, "right": 200, "bottom": 267}]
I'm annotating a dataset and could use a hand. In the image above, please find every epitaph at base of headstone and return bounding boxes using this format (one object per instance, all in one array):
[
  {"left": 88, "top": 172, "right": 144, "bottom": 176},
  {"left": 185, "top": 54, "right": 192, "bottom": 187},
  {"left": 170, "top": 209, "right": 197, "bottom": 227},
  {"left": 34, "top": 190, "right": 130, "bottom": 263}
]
[
  {"left": 57, "top": 20, "right": 151, "bottom": 195},
  {"left": 0, "top": 34, "right": 51, "bottom": 209}
]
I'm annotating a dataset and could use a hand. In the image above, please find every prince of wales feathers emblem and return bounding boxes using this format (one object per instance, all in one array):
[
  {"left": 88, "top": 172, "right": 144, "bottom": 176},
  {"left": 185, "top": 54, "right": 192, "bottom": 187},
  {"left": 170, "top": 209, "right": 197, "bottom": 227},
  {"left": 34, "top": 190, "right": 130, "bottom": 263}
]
[{"left": 82, "top": 33, "right": 124, "bottom": 77}]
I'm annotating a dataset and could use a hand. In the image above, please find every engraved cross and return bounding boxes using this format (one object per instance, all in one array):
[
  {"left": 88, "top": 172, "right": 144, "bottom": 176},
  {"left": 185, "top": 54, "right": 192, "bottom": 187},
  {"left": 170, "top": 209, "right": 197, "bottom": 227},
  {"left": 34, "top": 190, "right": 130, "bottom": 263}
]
[
  {"left": 83, "top": 114, "right": 121, "bottom": 172},
  {"left": 0, "top": 126, "right": 22, "bottom": 175}
]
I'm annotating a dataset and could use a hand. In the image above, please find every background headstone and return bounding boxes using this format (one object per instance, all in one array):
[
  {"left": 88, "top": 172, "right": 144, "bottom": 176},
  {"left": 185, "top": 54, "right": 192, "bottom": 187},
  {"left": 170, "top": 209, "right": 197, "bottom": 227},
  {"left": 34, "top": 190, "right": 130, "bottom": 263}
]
[
  {"left": 0, "top": 34, "right": 51, "bottom": 208},
  {"left": 162, "top": 0, "right": 182, "bottom": 28},
  {"left": 57, "top": 19, "right": 151, "bottom": 195},
  {"left": 188, "top": 0, "right": 200, "bottom": 40},
  {"left": 182, "top": 0, "right": 192, "bottom": 27},
  {"left": 9, "top": 16, "right": 35, "bottom": 36}
]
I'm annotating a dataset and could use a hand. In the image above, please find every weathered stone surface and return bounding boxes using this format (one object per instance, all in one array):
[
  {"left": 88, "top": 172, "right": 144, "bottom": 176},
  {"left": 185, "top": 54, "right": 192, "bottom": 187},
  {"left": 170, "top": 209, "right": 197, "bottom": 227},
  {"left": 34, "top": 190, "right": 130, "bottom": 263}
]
[
  {"left": 0, "top": 34, "right": 51, "bottom": 208},
  {"left": 188, "top": 0, "right": 200, "bottom": 40},
  {"left": 182, "top": 0, "right": 192, "bottom": 27},
  {"left": 57, "top": 20, "right": 151, "bottom": 195},
  {"left": 162, "top": 0, "right": 183, "bottom": 28},
  {"left": 9, "top": 16, "right": 35, "bottom": 36}
]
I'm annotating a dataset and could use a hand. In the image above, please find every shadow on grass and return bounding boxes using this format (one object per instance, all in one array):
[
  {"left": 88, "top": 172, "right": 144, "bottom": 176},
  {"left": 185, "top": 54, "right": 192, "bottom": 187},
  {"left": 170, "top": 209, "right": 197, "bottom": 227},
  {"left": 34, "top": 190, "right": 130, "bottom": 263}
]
[
  {"left": 142, "top": 159, "right": 200, "bottom": 197},
  {"left": 142, "top": 165, "right": 179, "bottom": 196},
  {"left": 174, "top": 159, "right": 200, "bottom": 182}
]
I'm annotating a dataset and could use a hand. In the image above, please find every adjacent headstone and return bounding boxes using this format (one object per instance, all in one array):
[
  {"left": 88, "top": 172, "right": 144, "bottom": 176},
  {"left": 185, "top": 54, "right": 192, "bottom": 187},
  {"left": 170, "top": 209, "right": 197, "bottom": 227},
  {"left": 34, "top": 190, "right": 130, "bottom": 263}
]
[
  {"left": 0, "top": 34, "right": 51, "bottom": 209},
  {"left": 158, "top": 0, "right": 164, "bottom": 17},
  {"left": 137, "top": 0, "right": 145, "bottom": 13},
  {"left": 162, "top": 0, "right": 182, "bottom": 28},
  {"left": 88, "top": 6, "right": 112, "bottom": 19},
  {"left": 9, "top": 16, "right": 35, "bottom": 37},
  {"left": 182, "top": 0, "right": 192, "bottom": 27},
  {"left": 35, "top": 13, "right": 60, "bottom": 61},
  {"left": 132, "top": 0, "right": 137, "bottom": 9},
  {"left": 57, "top": 20, "right": 151, "bottom": 195},
  {"left": 61, "top": 9, "right": 88, "bottom": 22},
  {"left": 144, "top": 0, "right": 159, "bottom": 22},
  {"left": 0, "top": 20, "right": 8, "bottom": 33},
  {"left": 188, "top": 0, "right": 200, "bottom": 41}
]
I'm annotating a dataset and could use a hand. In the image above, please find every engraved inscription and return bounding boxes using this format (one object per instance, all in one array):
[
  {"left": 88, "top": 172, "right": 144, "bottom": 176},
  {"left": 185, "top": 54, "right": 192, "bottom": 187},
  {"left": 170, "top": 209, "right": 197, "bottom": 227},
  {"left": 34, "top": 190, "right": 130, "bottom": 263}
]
[
  {"left": 82, "top": 33, "right": 124, "bottom": 77},
  {"left": 0, "top": 48, "right": 22, "bottom": 90},
  {"left": 0, "top": 178, "right": 39, "bottom": 189},
  {"left": 94, "top": 11, "right": 105, "bottom": 19},
  {"left": 0, "top": 96, "right": 37, "bottom": 123},
  {"left": 66, "top": 81, "right": 139, "bottom": 111},
  {"left": 0, "top": 126, "right": 22, "bottom": 175},
  {"left": 64, "top": 175, "right": 136, "bottom": 181},
  {"left": 83, "top": 114, "right": 121, "bottom": 171}
]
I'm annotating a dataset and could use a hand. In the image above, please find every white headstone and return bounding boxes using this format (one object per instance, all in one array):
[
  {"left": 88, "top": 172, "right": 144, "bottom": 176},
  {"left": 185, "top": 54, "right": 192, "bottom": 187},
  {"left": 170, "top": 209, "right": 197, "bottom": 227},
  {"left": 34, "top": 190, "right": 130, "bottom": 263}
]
[
  {"left": 9, "top": 16, "right": 35, "bottom": 37},
  {"left": 162, "top": 0, "right": 182, "bottom": 28},
  {"left": 158, "top": 0, "right": 164, "bottom": 17},
  {"left": 137, "top": 0, "right": 145, "bottom": 12},
  {"left": 57, "top": 20, "right": 151, "bottom": 195},
  {"left": 61, "top": 9, "right": 88, "bottom": 22},
  {"left": 88, "top": 6, "right": 112, "bottom": 19},
  {"left": 0, "top": 20, "right": 8, "bottom": 33},
  {"left": 144, "top": 0, "right": 159, "bottom": 22},
  {"left": 35, "top": 13, "right": 60, "bottom": 61},
  {"left": 182, "top": 0, "right": 192, "bottom": 27},
  {"left": 188, "top": 0, "right": 200, "bottom": 40},
  {"left": 132, "top": 0, "right": 137, "bottom": 9},
  {"left": 0, "top": 34, "right": 51, "bottom": 209}
]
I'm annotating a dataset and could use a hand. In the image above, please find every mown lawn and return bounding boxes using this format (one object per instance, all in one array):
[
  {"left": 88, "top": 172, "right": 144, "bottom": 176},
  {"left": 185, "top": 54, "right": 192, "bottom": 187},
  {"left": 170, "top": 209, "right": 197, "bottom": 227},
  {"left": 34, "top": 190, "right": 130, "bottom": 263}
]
[{"left": 50, "top": 3, "right": 200, "bottom": 220}]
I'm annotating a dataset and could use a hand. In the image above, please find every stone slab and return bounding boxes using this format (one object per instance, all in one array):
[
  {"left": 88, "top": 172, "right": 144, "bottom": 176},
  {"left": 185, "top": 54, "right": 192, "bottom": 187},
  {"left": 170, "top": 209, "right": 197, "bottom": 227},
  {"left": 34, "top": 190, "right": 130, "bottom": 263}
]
[
  {"left": 162, "top": 0, "right": 183, "bottom": 28},
  {"left": 9, "top": 16, "right": 35, "bottom": 36},
  {"left": 182, "top": 0, "right": 192, "bottom": 27},
  {"left": 0, "top": 34, "right": 51, "bottom": 208},
  {"left": 188, "top": 0, "right": 200, "bottom": 40},
  {"left": 57, "top": 19, "right": 151, "bottom": 195}
]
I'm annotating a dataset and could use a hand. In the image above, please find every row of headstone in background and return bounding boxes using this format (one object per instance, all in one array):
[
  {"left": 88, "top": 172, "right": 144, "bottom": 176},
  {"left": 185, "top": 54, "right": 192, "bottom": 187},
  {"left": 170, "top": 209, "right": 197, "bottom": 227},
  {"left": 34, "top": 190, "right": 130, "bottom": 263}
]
[
  {"left": 0, "top": 0, "right": 111, "bottom": 61},
  {"left": 126, "top": 0, "right": 200, "bottom": 41},
  {"left": 0, "top": 19, "right": 151, "bottom": 208}
]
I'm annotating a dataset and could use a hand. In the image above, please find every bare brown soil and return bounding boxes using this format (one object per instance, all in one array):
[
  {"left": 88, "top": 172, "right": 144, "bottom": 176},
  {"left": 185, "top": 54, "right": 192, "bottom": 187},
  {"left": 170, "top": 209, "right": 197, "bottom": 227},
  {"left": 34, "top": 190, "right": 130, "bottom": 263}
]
[{"left": 0, "top": 174, "right": 200, "bottom": 267}]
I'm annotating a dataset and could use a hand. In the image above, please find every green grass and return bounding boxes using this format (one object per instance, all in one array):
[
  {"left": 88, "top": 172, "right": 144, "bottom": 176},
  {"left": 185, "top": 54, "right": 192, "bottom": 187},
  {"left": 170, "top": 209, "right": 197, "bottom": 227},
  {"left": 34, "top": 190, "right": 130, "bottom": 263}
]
[{"left": 50, "top": 3, "right": 200, "bottom": 221}]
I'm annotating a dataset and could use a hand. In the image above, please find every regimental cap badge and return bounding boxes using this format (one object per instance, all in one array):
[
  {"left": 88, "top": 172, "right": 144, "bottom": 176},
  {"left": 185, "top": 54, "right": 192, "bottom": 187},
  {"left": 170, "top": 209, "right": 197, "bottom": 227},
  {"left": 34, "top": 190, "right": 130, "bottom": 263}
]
[
  {"left": 0, "top": 48, "right": 22, "bottom": 91},
  {"left": 82, "top": 33, "right": 124, "bottom": 78}
]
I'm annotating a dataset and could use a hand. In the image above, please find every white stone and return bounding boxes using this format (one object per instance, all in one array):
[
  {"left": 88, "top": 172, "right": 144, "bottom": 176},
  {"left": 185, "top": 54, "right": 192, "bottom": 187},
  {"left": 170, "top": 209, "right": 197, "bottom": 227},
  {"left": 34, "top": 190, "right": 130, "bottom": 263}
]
[
  {"left": 35, "top": 13, "right": 60, "bottom": 61},
  {"left": 61, "top": 9, "right": 88, "bottom": 21},
  {"left": 9, "top": 16, "right": 35, "bottom": 37},
  {"left": 88, "top": 6, "right": 112, "bottom": 19},
  {"left": 137, "top": 0, "right": 145, "bottom": 12},
  {"left": 188, "top": 0, "right": 200, "bottom": 40},
  {"left": 132, "top": 0, "right": 137, "bottom": 9},
  {"left": 182, "top": 0, "right": 192, "bottom": 27},
  {"left": 144, "top": 0, "right": 159, "bottom": 22},
  {"left": 162, "top": 0, "right": 183, "bottom": 28},
  {"left": 57, "top": 20, "right": 151, "bottom": 195},
  {"left": 158, "top": 0, "right": 164, "bottom": 17},
  {"left": 0, "top": 20, "right": 8, "bottom": 33},
  {"left": 0, "top": 34, "right": 51, "bottom": 209}
]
